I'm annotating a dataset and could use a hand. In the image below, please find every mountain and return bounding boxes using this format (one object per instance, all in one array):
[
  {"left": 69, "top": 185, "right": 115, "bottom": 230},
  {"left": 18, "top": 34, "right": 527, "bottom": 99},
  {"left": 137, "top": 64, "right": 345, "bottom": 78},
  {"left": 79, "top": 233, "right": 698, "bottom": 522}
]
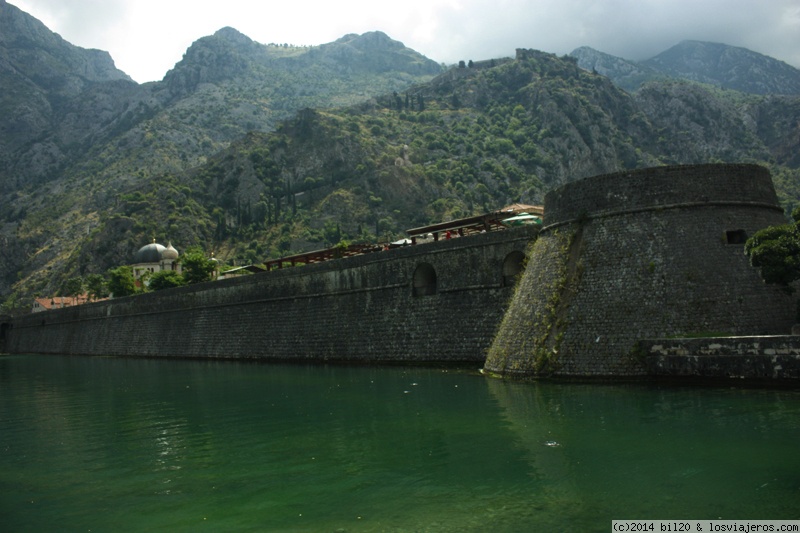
[
  {"left": 1, "top": 3, "right": 799, "bottom": 310},
  {"left": 0, "top": 3, "right": 443, "bottom": 305},
  {"left": 644, "top": 41, "right": 800, "bottom": 95},
  {"left": 571, "top": 41, "right": 800, "bottom": 95},
  {"left": 569, "top": 46, "right": 664, "bottom": 92},
  {"left": 0, "top": 1, "right": 131, "bottom": 87},
  {"left": 301, "top": 31, "right": 443, "bottom": 75},
  {"left": 0, "top": 6, "right": 442, "bottom": 193},
  {"left": 0, "top": 0, "right": 138, "bottom": 190},
  {"left": 49, "top": 49, "right": 799, "bottom": 305},
  {"left": 163, "top": 27, "right": 441, "bottom": 100}
]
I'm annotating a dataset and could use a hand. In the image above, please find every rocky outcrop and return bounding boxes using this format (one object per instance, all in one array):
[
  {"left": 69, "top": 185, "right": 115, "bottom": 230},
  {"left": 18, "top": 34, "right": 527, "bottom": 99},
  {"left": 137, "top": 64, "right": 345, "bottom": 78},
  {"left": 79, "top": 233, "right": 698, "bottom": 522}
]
[
  {"left": 0, "top": 0, "right": 140, "bottom": 191},
  {"left": 570, "top": 46, "right": 663, "bottom": 92},
  {"left": 0, "top": 0, "right": 131, "bottom": 89}
]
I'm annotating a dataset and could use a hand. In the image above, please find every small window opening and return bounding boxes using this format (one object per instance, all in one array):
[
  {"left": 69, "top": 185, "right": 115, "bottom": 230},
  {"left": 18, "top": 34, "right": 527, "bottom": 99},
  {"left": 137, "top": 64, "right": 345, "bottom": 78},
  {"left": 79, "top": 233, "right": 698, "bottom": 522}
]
[
  {"left": 412, "top": 263, "right": 437, "bottom": 297},
  {"left": 726, "top": 229, "right": 747, "bottom": 244}
]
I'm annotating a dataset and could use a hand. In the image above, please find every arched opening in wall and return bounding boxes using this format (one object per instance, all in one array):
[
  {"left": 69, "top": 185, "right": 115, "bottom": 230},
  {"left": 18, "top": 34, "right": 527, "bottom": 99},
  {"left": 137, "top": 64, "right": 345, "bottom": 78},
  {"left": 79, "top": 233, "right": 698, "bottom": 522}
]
[
  {"left": 726, "top": 229, "right": 748, "bottom": 244},
  {"left": 0, "top": 322, "right": 9, "bottom": 351},
  {"left": 502, "top": 251, "right": 527, "bottom": 287},
  {"left": 412, "top": 263, "right": 437, "bottom": 297}
]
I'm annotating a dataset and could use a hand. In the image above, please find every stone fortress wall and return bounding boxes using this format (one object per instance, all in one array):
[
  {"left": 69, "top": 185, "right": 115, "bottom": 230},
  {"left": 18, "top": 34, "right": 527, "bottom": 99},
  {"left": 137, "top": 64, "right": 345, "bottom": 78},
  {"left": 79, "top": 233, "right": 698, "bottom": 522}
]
[
  {"left": 3, "top": 163, "right": 797, "bottom": 381},
  {"left": 2, "top": 226, "right": 536, "bottom": 363},
  {"left": 484, "top": 164, "right": 796, "bottom": 378}
]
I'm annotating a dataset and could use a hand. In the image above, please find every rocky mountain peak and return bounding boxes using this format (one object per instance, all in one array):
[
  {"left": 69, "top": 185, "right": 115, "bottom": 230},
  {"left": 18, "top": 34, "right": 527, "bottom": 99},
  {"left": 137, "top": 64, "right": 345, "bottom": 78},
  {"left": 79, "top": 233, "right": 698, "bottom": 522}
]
[
  {"left": 162, "top": 27, "right": 259, "bottom": 95},
  {"left": 335, "top": 31, "right": 402, "bottom": 51},
  {"left": 643, "top": 40, "right": 800, "bottom": 95},
  {"left": 572, "top": 41, "right": 800, "bottom": 96},
  {"left": 306, "top": 30, "right": 441, "bottom": 75},
  {"left": 212, "top": 26, "right": 256, "bottom": 47},
  {"left": 0, "top": 0, "right": 132, "bottom": 86},
  {"left": 1, "top": 0, "right": 54, "bottom": 46}
]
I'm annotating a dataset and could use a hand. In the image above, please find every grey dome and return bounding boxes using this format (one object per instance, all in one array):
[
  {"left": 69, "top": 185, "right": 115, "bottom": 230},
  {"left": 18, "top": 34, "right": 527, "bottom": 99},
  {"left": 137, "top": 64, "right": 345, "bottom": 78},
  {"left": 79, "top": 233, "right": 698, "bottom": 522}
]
[
  {"left": 162, "top": 242, "right": 179, "bottom": 260},
  {"left": 133, "top": 243, "right": 166, "bottom": 263}
]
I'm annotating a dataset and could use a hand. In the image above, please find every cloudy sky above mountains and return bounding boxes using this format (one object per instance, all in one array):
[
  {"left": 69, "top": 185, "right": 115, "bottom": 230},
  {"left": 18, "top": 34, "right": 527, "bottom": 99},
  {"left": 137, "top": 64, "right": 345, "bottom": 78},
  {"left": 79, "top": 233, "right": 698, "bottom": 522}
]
[{"left": 12, "top": 0, "right": 800, "bottom": 83}]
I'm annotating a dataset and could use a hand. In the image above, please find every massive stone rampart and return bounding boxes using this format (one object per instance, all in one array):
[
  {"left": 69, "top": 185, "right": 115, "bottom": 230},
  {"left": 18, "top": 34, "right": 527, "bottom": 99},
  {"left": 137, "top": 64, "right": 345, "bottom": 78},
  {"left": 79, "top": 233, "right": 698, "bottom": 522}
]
[
  {"left": 3, "top": 226, "right": 536, "bottom": 363},
  {"left": 484, "top": 164, "right": 796, "bottom": 378}
]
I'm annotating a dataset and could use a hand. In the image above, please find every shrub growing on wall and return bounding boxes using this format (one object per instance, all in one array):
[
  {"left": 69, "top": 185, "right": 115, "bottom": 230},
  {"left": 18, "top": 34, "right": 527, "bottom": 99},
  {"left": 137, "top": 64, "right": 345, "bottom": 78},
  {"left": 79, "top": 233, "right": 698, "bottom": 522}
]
[{"left": 745, "top": 207, "right": 800, "bottom": 291}]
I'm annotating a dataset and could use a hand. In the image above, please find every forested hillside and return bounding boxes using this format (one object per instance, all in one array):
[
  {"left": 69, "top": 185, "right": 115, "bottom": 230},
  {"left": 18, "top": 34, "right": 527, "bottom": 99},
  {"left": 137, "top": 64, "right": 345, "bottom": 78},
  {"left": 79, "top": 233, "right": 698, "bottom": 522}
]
[
  {"left": 55, "top": 50, "right": 800, "bottom": 299},
  {"left": 2, "top": 1, "right": 800, "bottom": 312},
  {"left": 0, "top": 1, "right": 442, "bottom": 307}
]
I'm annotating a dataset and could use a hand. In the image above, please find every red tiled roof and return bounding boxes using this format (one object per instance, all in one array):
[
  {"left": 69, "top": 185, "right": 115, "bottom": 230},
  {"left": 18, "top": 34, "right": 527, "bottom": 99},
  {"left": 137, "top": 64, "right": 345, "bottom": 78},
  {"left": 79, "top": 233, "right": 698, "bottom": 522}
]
[{"left": 33, "top": 294, "right": 98, "bottom": 311}]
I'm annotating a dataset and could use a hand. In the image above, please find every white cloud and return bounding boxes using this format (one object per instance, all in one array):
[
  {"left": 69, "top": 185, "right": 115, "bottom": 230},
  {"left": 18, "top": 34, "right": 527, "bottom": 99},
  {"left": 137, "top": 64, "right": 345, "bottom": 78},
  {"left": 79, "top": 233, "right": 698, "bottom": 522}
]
[{"left": 10, "top": 0, "right": 800, "bottom": 83}]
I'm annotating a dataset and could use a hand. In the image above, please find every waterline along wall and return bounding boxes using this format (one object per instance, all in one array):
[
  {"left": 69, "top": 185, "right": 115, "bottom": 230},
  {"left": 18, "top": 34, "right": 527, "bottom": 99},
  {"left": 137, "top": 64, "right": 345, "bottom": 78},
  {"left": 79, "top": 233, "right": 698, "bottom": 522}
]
[
  {"left": 484, "top": 164, "right": 796, "bottom": 378},
  {"left": 3, "top": 227, "right": 536, "bottom": 363},
  {"left": 3, "top": 164, "right": 797, "bottom": 380}
]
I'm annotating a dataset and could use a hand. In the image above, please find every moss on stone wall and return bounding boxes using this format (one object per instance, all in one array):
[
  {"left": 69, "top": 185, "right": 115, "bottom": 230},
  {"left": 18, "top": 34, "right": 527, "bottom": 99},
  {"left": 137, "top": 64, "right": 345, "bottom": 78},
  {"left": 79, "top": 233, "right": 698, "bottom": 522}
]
[{"left": 486, "top": 164, "right": 796, "bottom": 378}]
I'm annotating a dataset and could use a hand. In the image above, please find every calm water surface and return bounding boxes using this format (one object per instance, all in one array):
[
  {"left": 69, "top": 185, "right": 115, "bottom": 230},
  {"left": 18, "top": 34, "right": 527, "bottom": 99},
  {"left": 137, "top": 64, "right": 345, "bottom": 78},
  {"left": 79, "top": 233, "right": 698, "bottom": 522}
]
[{"left": 1, "top": 354, "right": 799, "bottom": 532}]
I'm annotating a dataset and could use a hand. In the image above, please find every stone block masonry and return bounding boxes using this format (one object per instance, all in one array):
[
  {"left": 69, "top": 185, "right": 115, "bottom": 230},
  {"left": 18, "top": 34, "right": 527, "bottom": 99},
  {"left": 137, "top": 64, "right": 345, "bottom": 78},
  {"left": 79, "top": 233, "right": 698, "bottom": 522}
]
[
  {"left": 6, "top": 163, "right": 798, "bottom": 382},
  {"left": 485, "top": 164, "right": 797, "bottom": 378},
  {"left": 3, "top": 226, "right": 537, "bottom": 363},
  {"left": 642, "top": 336, "right": 800, "bottom": 381}
]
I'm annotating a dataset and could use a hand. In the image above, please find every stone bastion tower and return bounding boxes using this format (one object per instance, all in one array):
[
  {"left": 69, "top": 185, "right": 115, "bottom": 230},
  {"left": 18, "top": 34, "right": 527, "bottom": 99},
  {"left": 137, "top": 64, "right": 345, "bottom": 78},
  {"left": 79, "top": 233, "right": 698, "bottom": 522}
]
[{"left": 484, "top": 164, "right": 796, "bottom": 378}]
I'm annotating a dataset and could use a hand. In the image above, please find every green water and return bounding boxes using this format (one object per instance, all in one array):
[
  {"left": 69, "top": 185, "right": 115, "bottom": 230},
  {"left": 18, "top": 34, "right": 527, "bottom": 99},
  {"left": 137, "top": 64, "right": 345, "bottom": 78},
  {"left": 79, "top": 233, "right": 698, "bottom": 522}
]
[{"left": 1, "top": 355, "right": 799, "bottom": 532}]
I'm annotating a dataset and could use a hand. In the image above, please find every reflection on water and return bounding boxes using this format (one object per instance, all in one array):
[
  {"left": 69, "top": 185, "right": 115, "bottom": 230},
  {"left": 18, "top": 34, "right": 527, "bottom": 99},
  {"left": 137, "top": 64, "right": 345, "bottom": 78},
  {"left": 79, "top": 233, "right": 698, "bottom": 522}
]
[
  {"left": 1, "top": 355, "right": 799, "bottom": 532},
  {"left": 487, "top": 379, "right": 800, "bottom": 527}
]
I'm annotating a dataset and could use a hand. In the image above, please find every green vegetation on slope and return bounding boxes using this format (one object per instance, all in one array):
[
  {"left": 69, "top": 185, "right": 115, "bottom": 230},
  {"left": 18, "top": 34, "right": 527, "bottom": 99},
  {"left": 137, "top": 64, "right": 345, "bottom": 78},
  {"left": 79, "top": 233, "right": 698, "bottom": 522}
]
[{"left": 3, "top": 50, "right": 800, "bottom": 311}]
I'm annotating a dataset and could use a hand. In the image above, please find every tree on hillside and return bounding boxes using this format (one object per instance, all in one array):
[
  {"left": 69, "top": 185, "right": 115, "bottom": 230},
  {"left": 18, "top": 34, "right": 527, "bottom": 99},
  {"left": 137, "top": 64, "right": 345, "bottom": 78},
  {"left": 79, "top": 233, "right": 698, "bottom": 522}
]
[
  {"left": 107, "top": 266, "right": 137, "bottom": 297},
  {"left": 1, "top": 292, "right": 21, "bottom": 315},
  {"left": 181, "top": 247, "right": 217, "bottom": 284},
  {"left": 59, "top": 277, "right": 84, "bottom": 297},
  {"left": 85, "top": 273, "right": 109, "bottom": 301},
  {"left": 744, "top": 207, "right": 800, "bottom": 292},
  {"left": 148, "top": 270, "right": 187, "bottom": 291}
]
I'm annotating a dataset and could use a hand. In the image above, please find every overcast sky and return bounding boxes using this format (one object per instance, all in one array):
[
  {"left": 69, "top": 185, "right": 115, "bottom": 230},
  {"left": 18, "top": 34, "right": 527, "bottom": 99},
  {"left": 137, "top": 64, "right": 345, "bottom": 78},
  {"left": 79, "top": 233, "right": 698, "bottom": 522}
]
[{"left": 11, "top": 0, "right": 800, "bottom": 83}]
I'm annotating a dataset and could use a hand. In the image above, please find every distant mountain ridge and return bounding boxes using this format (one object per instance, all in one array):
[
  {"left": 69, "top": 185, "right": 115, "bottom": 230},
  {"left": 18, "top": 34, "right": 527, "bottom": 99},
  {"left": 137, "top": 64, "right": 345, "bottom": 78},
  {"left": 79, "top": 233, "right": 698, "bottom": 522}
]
[
  {"left": 0, "top": 1, "right": 799, "bottom": 310},
  {"left": 0, "top": 0, "right": 136, "bottom": 185},
  {"left": 0, "top": 2, "right": 443, "bottom": 194},
  {"left": 569, "top": 46, "right": 661, "bottom": 92},
  {"left": 0, "top": 0, "right": 131, "bottom": 86},
  {"left": 571, "top": 40, "right": 800, "bottom": 95},
  {"left": 163, "top": 27, "right": 441, "bottom": 98}
]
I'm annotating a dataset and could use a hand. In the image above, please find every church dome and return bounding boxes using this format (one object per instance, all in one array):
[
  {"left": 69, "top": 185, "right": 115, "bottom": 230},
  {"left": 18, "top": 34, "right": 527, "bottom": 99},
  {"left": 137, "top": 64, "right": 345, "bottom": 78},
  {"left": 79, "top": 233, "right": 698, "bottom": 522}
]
[
  {"left": 162, "top": 242, "right": 179, "bottom": 260},
  {"left": 133, "top": 242, "right": 166, "bottom": 264}
]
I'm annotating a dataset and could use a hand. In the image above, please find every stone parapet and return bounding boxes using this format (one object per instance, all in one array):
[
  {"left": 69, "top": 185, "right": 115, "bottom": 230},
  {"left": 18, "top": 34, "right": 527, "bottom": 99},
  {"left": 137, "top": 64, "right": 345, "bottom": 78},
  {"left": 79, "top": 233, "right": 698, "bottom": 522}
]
[{"left": 543, "top": 164, "right": 781, "bottom": 228}]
